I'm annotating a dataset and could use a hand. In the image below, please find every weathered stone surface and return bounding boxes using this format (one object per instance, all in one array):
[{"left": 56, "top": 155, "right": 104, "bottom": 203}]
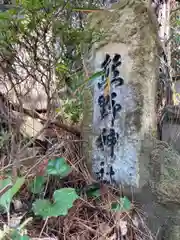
[
  {"left": 129, "top": 137, "right": 180, "bottom": 239},
  {"left": 81, "top": 1, "right": 180, "bottom": 239},
  {"left": 150, "top": 141, "right": 180, "bottom": 205},
  {"left": 84, "top": 0, "right": 160, "bottom": 189},
  {"left": 163, "top": 224, "right": 180, "bottom": 240},
  {"left": 20, "top": 116, "right": 44, "bottom": 140},
  {"left": 81, "top": 88, "right": 93, "bottom": 174},
  {"left": 161, "top": 80, "right": 180, "bottom": 153},
  {"left": 162, "top": 122, "right": 180, "bottom": 153},
  {"left": 82, "top": 1, "right": 180, "bottom": 239}
]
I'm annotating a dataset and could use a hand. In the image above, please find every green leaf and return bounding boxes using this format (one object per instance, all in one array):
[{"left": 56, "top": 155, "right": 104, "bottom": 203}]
[
  {"left": 17, "top": 0, "right": 44, "bottom": 9},
  {"left": 0, "top": 177, "right": 25, "bottom": 212},
  {"left": 55, "top": 107, "right": 61, "bottom": 113},
  {"left": 0, "top": 12, "right": 10, "bottom": 20},
  {"left": 52, "top": 188, "right": 79, "bottom": 216},
  {"left": 29, "top": 176, "right": 45, "bottom": 194},
  {"left": 120, "top": 196, "right": 131, "bottom": 211},
  {"left": 111, "top": 202, "right": 120, "bottom": 211},
  {"left": 85, "top": 70, "right": 105, "bottom": 88},
  {"left": 32, "top": 188, "right": 79, "bottom": 218},
  {"left": 11, "top": 229, "right": 30, "bottom": 240},
  {"left": 111, "top": 196, "right": 131, "bottom": 212},
  {"left": 88, "top": 70, "right": 105, "bottom": 82},
  {"left": 56, "top": 63, "right": 69, "bottom": 73},
  {"left": 47, "top": 157, "right": 71, "bottom": 177},
  {"left": 32, "top": 199, "right": 52, "bottom": 218},
  {"left": 16, "top": 236, "right": 30, "bottom": 240},
  {"left": 11, "top": 177, "right": 25, "bottom": 197},
  {"left": 87, "top": 188, "right": 100, "bottom": 198},
  {"left": 0, "top": 177, "right": 12, "bottom": 211},
  {"left": 85, "top": 184, "right": 101, "bottom": 198}
]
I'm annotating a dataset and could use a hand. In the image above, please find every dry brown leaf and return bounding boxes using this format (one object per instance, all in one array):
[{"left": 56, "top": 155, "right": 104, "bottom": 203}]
[
  {"left": 119, "top": 219, "right": 128, "bottom": 236},
  {"left": 21, "top": 116, "right": 44, "bottom": 139},
  {"left": 97, "top": 223, "right": 112, "bottom": 240},
  {"left": 9, "top": 214, "right": 23, "bottom": 228},
  {"left": 13, "top": 199, "right": 23, "bottom": 211},
  {"left": 109, "top": 233, "right": 116, "bottom": 240},
  {"left": 132, "top": 214, "right": 139, "bottom": 228}
]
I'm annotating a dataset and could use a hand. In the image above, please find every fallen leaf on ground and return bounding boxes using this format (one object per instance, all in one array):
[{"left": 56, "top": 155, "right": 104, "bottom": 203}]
[
  {"left": 97, "top": 223, "right": 112, "bottom": 240},
  {"left": 132, "top": 214, "right": 139, "bottom": 228},
  {"left": 119, "top": 219, "right": 128, "bottom": 236}
]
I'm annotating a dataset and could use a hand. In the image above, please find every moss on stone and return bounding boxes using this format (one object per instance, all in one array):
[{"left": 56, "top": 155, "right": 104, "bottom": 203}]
[{"left": 81, "top": 88, "right": 93, "bottom": 173}]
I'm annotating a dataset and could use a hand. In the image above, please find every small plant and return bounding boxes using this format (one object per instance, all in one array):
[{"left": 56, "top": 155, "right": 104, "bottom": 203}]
[
  {"left": 85, "top": 183, "right": 101, "bottom": 198},
  {"left": 63, "top": 99, "right": 83, "bottom": 123},
  {"left": 85, "top": 70, "right": 105, "bottom": 89},
  {"left": 29, "top": 176, "right": 46, "bottom": 194},
  {"left": 0, "top": 176, "right": 25, "bottom": 213},
  {"left": 111, "top": 196, "right": 131, "bottom": 212},
  {"left": 0, "top": 130, "right": 10, "bottom": 149},
  {"left": 30, "top": 157, "right": 78, "bottom": 218},
  {"left": 32, "top": 188, "right": 79, "bottom": 218},
  {"left": 0, "top": 176, "right": 29, "bottom": 240},
  {"left": 28, "top": 157, "right": 71, "bottom": 195},
  {"left": 0, "top": 217, "right": 32, "bottom": 240},
  {"left": 11, "top": 230, "right": 30, "bottom": 240},
  {"left": 46, "top": 157, "right": 72, "bottom": 177}
]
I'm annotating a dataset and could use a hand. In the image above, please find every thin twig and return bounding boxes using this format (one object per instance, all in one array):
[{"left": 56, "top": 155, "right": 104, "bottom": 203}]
[
  {"left": 0, "top": 184, "right": 12, "bottom": 198},
  {"left": 39, "top": 217, "right": 49, "bottom": 238},
  {"left": 170, "top": 6, "right": 180, "bottom": 15}
]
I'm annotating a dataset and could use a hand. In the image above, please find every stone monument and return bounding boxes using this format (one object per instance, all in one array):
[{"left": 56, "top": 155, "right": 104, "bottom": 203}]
[
  {"left": 84, "top": 0, "right": 160, "bottom": 190},
  {"left": 82, "top": 1, "right": 180, "bottom": 239}
]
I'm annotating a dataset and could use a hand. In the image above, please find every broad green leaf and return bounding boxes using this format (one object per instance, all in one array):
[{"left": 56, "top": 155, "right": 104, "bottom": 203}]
[
  {"left": 52, "top": 188, "right": 79, "bottom": 216},
  {"left": 32, "top": 188, "right": 79, "bottom": 218},
  {"left": 15, "top": 235, "right": 30, "bottom": 240},
  {"left": 11, "top": 230, "right": 30, "bottom": 240},
  {"left": 47, "top": 157, "right": 71, "bottom": 177},
  {"left": 0, "top": 177, "right": 25, "bottom": 212},
  {"left": 120, "top": 196, "right": 131, "bottom": 211},
  {"left": 111, "top": 196, "right": 131, "bottom": 212},
  {"left": 11, "top": 177, "right": 25, "bottom": 197},
  {"left": 32, "top": 199, "right": 52, "bottom": 218},
  {"left": 29, "top": 176, "right": 45, "bottom": 194}
]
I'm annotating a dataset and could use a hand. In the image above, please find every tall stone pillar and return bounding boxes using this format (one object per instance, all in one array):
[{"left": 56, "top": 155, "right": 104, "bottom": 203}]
[
  {"left": 82, "top": 2, "right": 180, "bottom": 238},
  {"left": 84, "top": 0, "right": 160, "bottom": 190},
  {"left": 82, "top": 1, "right": 180, "bottom": 238}
]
